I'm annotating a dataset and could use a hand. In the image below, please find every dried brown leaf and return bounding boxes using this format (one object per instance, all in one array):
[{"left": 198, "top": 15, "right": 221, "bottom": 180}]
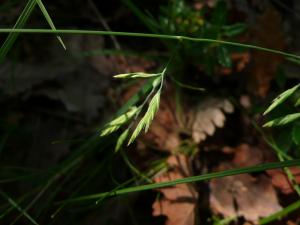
[
  {"left": 210, "top": 163, "right": 282, "bottom": 223},
  {"left": 187, "top": 98, "right": 234, "bottom": 143},
  {"left": 218, "top": 52, "right": 250, "bottom": 75},
  {"left": 267, "top": 167, "right": 300, "bottom": 195},
  {"left": 222, "top": 144, "right": 264, "bottom": 167},
  {"left": 152, "top": 154, "right": 198, "bottom": 225}
]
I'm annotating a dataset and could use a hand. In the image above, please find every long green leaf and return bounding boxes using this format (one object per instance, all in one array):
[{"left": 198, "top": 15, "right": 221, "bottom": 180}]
[
  {"left": 59, "top": 159, "right": 300, "bottom": 203},
  {"left": 264, "top": 84, "right": 300, "bottom": 115},
  {"left": 121, "top": 0, "right": 159, "bottom": 33},
  {"left": 0, "top": 190, "right": 39, "bottom": 225},
  {"left": 264, "top": 113, "right": 300, "bottom": 127},
  {"left": 35, "top": 0, "right": 66, "bottom": 49},
  {"left": 0, "top": 29, "right": 300, "bottom": 60},
  {"left": 292, "top": 123, "right": 300, "bottom": 145},
  {"left": 0, "top": 0, "right": 36, "bottom": 63},
  {"left": 260, "top": 200, "right": 300, "bottom": 224}
]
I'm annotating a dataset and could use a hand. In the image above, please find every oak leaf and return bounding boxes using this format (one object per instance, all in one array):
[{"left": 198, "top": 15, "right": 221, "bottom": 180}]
[{"left": 187, "top": 98, "right": 234, "bottom": 143}]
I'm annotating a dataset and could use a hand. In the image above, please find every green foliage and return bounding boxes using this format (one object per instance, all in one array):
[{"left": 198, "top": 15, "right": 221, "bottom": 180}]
[
  {"left": 262, "top": 85, "right": 300, "bottom": 222},
  {"left": 61, "top": 159, "right": 300, "bottom": 203},
  {"left": 100, "top": 69, "right": 165, "bottom": 149},
  {"left": 123, "top": 0, "right": 246, "bottom": 74},
  {"left": 264, "top": 84, "right": 300, "bottom": 115},
  {"left": 1, "top": 1, "right": 300, "bottom": 223},
  {"left": 128, "top": 90, "right": 161, "bottom": 145},
  {"left": 292, "top": 123, "right": 300, "bottom": 146},
  {"left": 126, "top": 73, "right": 163, "bottom": 145},
  {"left": 161, "top": 0, "right": 243, "bottom": 73},
  {"left": 222, "top": 23, "right": 246, "bottom": 37},
  {"left": 0, "top": 0, "right": 36, "bottom": 63},
  {"left": 0, "top": 190, "right": 39, "bottom": 225},
  {"left": 35, "top": 0, "right": 66, "bottom": 49},
  {"left": 260, "top": 200, "right": 300, "bottom": 225},
  {"left": 217, "top": 46, "right": 232, "bottom": 68},
  {"left": 0, "top": 0, "right": 65, "bottom": 64},
  {"left": 115, "top": 129, "right": 129, "bottom": 152},
  {"left": 295, "top": 98, "right": 300, "bottom": 107},
  {"left": 263, "top": 83, "right": 300, "bottom": 160},
  {"left": 100, "top": 106, "right": 139, "bottom": 136},
  {"left": 212, "top": 215, "right": 236, "bottom": 225},
  {"left": 263, "top": 83, "right": 300, "bottom": 131},
  {"left": 264, "top": 113, "right": 300, "bottom": 127},
  {"left": 143, "top": 91, "right": 161, "bottom": 132}
]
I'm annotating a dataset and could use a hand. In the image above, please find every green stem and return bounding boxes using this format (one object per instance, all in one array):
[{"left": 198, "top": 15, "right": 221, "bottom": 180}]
[
  {"left": 0, "top": 190, "right": 39, "bottom": 225},
  {"left": 59, "top": 159, "right": 300, "bottom": 203},
  {"left": 260, "top": 200, "right": 300, "bottom": 224},
  {"left": 0, "top": 28, "right": 300, "bottom": 60},
  {"left": 170, "top": 75, "right": 205, "bottom": 91},
  {"left": 0, "top": 1, "right": 36, "bottom": 62}
]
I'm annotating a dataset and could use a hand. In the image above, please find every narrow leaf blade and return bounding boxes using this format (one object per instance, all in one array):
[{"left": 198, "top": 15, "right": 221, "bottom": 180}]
[
  {"left": 292, "top": 123, "right": 300, "bottom": 146},
  {"left": 0, "top": 0, "right": 36, "bottom": 63},
  {"left": 264, "top": 84, "right": 300, "bottom": 115},
  {"left": 60, "top": 159, "right": 300, "bottom": 203},
  {"left": 218, "top": 46, "right": 232, "bottom": 67},
  {"left": 263, "top": 113, "right": 300, "bottom": 127},
  {"left": 0, "top": 190, "right": 39, "bottom": 225},
  {"left": 35, "top": 0, "right": 66, "bottom": 49}
]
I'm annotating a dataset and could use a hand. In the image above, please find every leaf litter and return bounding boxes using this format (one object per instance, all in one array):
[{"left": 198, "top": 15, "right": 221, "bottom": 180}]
[
  {"left": 210, "top": 145, "right": 282, "bottom": 223},
  {"left": 152, "top": 154, "right": 198, "bottom": 225},
  {"left": 187, "top": 97, "right": 234, "bottom": 144}
]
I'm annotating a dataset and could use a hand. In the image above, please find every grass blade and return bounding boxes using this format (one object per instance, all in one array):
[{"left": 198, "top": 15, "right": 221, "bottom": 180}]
[
  {"left": 35, "top": 0, "right": 66, "bottom": 50},
  {"left": 260, "top": 200, "right": 300, "bottom": 224},
  {"left": 59, "top": 159, "right": 300, "bottom": 203},
  {"left": 0, "top": 190, "right": 39, "bottom": 225},
  {"left": 264, "top": 84, "right": 300, "bottom": 115},
  {"left": 0, "top": 0, "right": 36, "bottom": 63},
  {"left": 122, "top": 0, "right": 159, "bottom": 33},
  {"left": 264, "top": 113, "right": 300, "bottom": 127},
  {"left": 0, "top": 29, "right": 300, "bottom": 61}
]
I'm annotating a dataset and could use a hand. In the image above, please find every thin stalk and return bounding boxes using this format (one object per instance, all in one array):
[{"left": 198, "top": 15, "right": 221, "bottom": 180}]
[
  {"left": 0, "top": 0, "right": 36, "bottom": 63},
  {"left": 0, "top": 29, "right": 300, "bottom": 60},
  {"left": 260, "top": 200, "right": 300, "bottom": 224},
  {"left": 0, "top": 190, "right": 39, "bottom": 225},
  {"left": 169, "top": 75, "right": 205, "bottom": 92},
  {"left": 277, "top": 153, "right": 300, "bottom": 197},
  {"left": 87, "top": 0, "right": 121, "bottom": 50},
  {"left": 34, "top": 0, "right": 66, "bottom": 49},
  {"left": 120, "top": 149, "right": 152, "bottom": 183},
  {"left": 59, "top": 159, "right": 300, "bottom": 203}
]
